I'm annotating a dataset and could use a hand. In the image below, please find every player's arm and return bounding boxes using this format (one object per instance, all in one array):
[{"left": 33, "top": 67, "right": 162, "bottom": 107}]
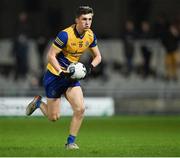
[
  {"left": 85, "top": 34, "right": 102, "bottom": 75},
  {"left": 89, "top": 45, "right": 102, "bottom": 67},
  {"left": 47, "top": 31, "right": 69, "bottom": 75},
  {"left": 47, "top": 45, "right": 63, "bottom": 74}
]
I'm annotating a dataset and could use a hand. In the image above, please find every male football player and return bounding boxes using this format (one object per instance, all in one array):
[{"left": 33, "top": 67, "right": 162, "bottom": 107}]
[{"left": 26, "top": 6, "right": 102, "bottom": 149}]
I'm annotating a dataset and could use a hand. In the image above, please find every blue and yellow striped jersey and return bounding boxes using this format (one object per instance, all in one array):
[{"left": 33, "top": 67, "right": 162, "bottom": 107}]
[{"left": 47, "top": 24, "right": 97, "bottom": 75}]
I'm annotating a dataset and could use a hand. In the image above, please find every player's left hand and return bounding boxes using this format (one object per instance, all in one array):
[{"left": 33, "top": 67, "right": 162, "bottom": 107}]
[{"left": 84, "top": 63, "right": 94, "bottom": 78}]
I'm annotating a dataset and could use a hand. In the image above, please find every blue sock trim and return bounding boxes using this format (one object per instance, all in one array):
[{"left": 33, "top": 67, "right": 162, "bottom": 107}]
[
  {"left": 35, "top": 99, "right": 41, "bottom": 108},
  {"left": 67, "top": 135, "right": 76, "bottom": 144}
]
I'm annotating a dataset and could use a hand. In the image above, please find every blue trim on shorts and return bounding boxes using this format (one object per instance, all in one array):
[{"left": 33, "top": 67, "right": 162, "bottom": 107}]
[{"left": 43, "top": 70, "right": 80, "bottom": 98}]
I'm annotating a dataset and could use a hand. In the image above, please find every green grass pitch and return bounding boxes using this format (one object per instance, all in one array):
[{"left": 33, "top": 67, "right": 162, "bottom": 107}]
[{"left": 0, "top": 116, "right": 180, "bottom": 157}]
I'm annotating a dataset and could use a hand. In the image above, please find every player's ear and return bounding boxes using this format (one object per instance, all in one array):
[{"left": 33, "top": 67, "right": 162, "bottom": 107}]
[{"left": 75, "top": 18, "right": 78, "bottom": 24}]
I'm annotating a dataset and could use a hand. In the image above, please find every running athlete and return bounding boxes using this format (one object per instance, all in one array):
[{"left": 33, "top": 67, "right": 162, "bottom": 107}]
[{"left": 26, "top": 6, "right": 102, "bottom": 150}]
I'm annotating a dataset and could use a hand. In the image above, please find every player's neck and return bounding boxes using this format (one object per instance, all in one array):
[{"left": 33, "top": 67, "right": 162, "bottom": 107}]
[{"left": 75, "top": 25, "right": 85, "bottom": 35}]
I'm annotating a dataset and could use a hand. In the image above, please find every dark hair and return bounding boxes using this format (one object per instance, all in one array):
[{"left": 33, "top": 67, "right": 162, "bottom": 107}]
[{"left": 76, "top": 6, "right": 94, "bottom": 18}]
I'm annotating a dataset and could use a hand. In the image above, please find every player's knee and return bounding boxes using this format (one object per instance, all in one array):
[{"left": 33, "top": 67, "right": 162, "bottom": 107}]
[
  {"left": 48, "top": 114, "right": 60, "bottom": 122},
  {"left": 74, "top": 106, "right": 85, "bottom": 116},
  {"left": 48, "top": 116, "right": 58, "bottom": 122}
]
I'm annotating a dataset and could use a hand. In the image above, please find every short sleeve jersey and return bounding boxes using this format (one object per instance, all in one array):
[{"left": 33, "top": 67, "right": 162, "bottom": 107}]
[{"left": 47, "top": 24, "right": 97, "bottom": 75}]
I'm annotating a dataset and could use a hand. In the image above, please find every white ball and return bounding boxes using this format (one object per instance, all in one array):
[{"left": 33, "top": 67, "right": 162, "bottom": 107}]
[{"left": 67, "top": 62, "right": 87, "bottom": 80}]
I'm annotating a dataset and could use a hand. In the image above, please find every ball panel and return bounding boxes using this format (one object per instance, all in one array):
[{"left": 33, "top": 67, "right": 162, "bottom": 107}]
[{"left": 67, "top": 62, "right": 87, "bottom": 80}]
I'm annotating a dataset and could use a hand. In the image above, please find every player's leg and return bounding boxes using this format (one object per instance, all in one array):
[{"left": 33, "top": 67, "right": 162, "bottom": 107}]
[
  {"left": 46, "top": 98, "right": 60, "bottom": 121},
  {"left": 26, "top": 69, "right": 65, "bottom": 120},
  {"left": 65, "top": 86, "right": 85, "bottom": 149},
  {"left": 26, "top": 95, "right": 43, "bottom": 116},
  {"left": 39, "top": 100, "right": 48, "bottom": 117},
  {"left": 26, "top": 96, "right": 60, "bottom": 121}
]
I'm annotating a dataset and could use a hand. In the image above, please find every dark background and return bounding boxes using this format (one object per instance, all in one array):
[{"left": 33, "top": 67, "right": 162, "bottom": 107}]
[{"left": 1, "top": 0, "right": 180, "bottom": 39}]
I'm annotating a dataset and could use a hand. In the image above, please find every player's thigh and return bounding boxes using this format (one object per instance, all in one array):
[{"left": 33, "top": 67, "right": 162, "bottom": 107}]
[
  {"left": 65, "top": 86, "right": 85, "bottom": 112},
  {"left": 47, "top": 98, "right": 61, "bottom": 120}
]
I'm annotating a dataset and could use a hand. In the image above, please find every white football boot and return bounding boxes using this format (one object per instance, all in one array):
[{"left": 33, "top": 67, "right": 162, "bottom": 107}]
[
  {"left": 65, "top": 143, "right": 79, "bottom": 150},
  {"left": 26, "top": 96, "right": 42, "bottom": 116}
]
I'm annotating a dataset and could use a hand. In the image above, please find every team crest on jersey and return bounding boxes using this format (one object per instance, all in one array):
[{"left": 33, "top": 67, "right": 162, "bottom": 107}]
[{"left": 79, "top": 41, "right": 83, "bottom": 48}]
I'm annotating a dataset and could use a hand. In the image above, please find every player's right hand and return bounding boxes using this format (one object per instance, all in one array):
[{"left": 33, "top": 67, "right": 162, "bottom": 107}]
[{"left": 60, "top": 67, "right": 75, "bottom": 79}]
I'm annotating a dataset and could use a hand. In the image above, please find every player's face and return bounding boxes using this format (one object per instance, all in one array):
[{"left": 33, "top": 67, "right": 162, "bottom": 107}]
[{"left": 76, "top": 13, "right": 93, "bottom": 31}]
